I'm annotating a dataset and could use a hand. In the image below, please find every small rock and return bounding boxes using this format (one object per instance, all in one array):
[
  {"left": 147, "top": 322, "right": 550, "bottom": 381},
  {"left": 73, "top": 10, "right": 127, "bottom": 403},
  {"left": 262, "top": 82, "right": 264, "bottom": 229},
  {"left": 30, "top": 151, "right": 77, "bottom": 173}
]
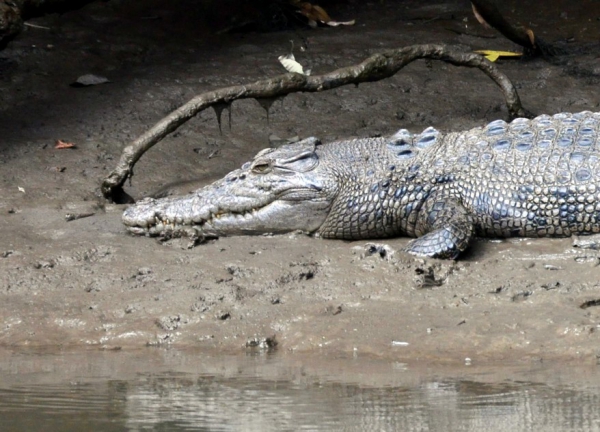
[
  {"left": 246, "top": 335, "right": 277, "bottom": 349},
  {"left": 489, "top": 286, "right": 506, "bottom": 294},
  {"left": 217, "top": 311, "right": 231, "bottom": 321},
  {"left": 147, "top": 333, "right": 173, "bottom": 346},
  {"left": 361, "top": 243, "right": 395, "bottom": 260},
  {"left": 156, "top": 314, "right": 188, "bottom": 330},
  {"left": 580, "top": 299, "right": 600, "bottom": 310},
  {"left": 413, "top": 265, "right": 445, "bottom": 288},
  {"left": 574, "top": 256, "right": 600, "bottom": 265},
  {"left": 512, "top": 291, "right": 533, "bottom": 302},
  {"left": 137, "top": 267, "right": 152, "bottom": 275},
  {"left": 541, "top": 281, "right": 561, "bottom": 290},
  {"left": 573, "top": 234, "right": 600, "bottom": 250},
  {"left": 226, "top": 264, "right": 253, "bottom": 278},
  {"left": 326, "top": 304, "right": 343, "bottom": 315},
  {"left": 84, "top": 282, "right": 100, "bottom": 293}
]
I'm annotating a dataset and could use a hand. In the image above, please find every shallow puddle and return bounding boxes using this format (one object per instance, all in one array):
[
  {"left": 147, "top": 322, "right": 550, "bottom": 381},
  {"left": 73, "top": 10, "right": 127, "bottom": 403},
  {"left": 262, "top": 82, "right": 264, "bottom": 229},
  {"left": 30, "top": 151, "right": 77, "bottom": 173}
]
[{"left": 1, "top": 348, "right": 600, "bottom": 431}]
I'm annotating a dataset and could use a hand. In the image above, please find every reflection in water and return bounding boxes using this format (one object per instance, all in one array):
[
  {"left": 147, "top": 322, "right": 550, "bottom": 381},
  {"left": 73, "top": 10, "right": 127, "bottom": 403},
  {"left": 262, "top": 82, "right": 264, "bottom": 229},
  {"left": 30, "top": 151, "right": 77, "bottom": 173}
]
[{"left": 1, "top": 349, "right": 600, "bottom": 431}]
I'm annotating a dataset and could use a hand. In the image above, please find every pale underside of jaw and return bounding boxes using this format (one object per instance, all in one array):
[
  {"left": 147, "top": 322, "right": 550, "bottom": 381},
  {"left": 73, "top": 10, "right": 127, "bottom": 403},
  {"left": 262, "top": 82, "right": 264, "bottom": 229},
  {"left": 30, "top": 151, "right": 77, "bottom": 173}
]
[{"left": 126, "top": 206, "right": 272, "bottom": 236}]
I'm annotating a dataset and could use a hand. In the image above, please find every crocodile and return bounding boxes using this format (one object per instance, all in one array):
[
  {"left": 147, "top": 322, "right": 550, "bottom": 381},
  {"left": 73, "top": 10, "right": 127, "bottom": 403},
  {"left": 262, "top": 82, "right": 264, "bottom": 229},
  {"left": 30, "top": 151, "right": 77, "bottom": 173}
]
[{"left": 122, "top": 111, "right": 600, "bottom": 259}]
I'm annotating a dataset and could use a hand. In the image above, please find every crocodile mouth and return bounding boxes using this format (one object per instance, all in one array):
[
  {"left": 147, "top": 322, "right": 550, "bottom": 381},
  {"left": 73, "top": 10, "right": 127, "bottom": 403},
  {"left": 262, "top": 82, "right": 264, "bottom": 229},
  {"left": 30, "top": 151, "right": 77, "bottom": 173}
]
[
  {"left": 125, "top": 207, "right": 271, "bottom": 237},
  {"left": 123, "top": 188, "right": 327, "bottom": 238}
]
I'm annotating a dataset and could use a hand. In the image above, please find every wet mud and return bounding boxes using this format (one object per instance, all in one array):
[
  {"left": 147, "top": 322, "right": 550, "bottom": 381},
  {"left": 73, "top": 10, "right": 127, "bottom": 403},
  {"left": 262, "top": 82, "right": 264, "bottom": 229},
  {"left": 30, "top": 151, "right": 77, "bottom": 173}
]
[{"left": 1, "top": 0, "right": 600, "bottom": 364}]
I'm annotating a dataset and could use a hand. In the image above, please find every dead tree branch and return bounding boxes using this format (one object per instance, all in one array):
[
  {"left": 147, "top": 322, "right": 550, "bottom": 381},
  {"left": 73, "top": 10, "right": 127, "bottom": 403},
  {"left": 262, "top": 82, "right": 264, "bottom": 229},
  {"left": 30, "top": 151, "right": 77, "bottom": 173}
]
[
  {"left": 470, "top": 0, "right": 564, "bottom": 57},
  {"left": 101, "top": 43, "right": 533, "bottom": 201}
]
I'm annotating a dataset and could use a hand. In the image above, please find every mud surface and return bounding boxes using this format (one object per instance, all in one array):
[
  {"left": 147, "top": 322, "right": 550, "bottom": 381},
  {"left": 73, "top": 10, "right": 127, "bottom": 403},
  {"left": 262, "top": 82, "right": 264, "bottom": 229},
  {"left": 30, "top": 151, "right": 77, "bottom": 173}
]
[{"left": 1, "top": 0, "right": 600, "bottom": 364}]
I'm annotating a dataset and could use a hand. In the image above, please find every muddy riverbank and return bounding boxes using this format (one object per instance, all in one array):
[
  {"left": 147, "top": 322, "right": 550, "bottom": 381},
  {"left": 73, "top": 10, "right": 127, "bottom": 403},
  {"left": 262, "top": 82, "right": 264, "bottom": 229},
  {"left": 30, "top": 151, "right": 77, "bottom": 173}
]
[{"left": 1, "top": 0, "right": 600, "bottom": 364}]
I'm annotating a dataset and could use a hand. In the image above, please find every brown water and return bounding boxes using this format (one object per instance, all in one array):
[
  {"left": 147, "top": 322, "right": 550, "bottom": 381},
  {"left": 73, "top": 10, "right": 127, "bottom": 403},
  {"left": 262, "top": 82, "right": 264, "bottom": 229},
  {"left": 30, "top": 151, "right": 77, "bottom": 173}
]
[{"left": 1, "top": 348, "right": 600, "bottom": 431}]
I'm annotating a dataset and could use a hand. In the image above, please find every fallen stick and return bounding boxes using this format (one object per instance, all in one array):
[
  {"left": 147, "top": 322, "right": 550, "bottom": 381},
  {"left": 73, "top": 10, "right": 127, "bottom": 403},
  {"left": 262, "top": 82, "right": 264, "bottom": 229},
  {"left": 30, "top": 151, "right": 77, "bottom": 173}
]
[{"left": 101, "top": 43, "right": 533, "bottom": 201}]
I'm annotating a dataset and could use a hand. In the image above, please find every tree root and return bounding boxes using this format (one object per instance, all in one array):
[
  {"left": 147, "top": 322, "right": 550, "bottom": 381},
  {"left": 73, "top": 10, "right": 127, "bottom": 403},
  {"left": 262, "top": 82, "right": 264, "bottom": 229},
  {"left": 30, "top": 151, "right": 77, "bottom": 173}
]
[{"left": 101, "top": 43, "right": 533, "bottom": 201}]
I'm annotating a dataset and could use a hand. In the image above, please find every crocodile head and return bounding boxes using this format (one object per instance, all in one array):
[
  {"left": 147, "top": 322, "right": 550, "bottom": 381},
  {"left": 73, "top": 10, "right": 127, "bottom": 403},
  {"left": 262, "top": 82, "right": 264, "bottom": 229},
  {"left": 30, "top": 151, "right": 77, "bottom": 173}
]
[{"left": 122, "top": 138, "right": 336, "bottom": 238}]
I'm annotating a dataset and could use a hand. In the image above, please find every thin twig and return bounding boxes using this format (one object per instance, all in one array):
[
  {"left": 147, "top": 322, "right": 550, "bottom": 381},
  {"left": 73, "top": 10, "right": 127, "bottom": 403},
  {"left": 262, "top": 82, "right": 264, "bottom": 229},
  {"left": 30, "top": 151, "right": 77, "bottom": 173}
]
[
  {"left": 24, "top": 22, "right": 51, "bottom": 30},
  {"left": 101, "top": 43, "right": 532, "bottom": 201}
]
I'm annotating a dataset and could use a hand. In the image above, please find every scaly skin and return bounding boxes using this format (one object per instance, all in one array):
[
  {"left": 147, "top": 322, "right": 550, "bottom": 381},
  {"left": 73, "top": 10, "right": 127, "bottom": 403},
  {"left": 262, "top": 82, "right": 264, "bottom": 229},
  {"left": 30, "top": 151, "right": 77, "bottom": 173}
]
[{"left": 123, "top": 111, "right": 600, "bottom": 258}]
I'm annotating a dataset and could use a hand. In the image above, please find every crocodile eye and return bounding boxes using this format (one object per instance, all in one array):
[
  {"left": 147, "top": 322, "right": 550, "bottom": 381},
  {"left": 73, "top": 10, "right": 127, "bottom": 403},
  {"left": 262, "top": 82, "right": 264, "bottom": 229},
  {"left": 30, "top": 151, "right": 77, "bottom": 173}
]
[{"left": 252, "top": 162, "right": 271, "bottom": 173}]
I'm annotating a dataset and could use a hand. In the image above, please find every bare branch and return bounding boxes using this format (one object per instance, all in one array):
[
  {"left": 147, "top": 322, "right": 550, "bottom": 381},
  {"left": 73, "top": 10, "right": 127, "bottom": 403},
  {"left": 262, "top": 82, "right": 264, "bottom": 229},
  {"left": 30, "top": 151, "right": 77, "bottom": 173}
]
[
  {"left": 470, "top": 0, "right": 564, "bottom": 57},
  {"left": 101, "top": 44, "right": 533, "bottom": 201}
]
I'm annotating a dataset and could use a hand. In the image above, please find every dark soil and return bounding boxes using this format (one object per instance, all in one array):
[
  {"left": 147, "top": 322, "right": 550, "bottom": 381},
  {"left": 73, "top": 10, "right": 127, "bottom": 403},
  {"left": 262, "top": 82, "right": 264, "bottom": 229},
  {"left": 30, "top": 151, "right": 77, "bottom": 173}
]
[{"left": 1, "top": 0, "right": 600, "bottom": 364}]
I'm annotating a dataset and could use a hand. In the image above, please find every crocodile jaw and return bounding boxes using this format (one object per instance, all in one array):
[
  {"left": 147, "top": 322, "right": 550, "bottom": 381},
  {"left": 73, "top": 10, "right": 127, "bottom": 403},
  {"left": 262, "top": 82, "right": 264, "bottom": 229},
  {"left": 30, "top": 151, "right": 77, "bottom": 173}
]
[{"left": 122, "top": 188, "right": 332, "bottom": 238}]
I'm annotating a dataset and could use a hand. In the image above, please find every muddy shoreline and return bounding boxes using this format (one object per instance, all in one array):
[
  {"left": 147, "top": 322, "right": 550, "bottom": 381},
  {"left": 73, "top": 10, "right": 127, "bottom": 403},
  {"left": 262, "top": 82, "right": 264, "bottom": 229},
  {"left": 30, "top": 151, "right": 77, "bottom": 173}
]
[{"left": 1, "top": 0, "right": 600, "bottom": 364}]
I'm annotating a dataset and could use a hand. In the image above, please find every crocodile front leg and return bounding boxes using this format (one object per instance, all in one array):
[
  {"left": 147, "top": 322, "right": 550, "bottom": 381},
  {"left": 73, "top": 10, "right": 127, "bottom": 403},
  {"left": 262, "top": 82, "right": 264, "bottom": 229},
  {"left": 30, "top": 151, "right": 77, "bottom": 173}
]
[{"left": 406, "top": 195, "right": 474, "bottom": 259}]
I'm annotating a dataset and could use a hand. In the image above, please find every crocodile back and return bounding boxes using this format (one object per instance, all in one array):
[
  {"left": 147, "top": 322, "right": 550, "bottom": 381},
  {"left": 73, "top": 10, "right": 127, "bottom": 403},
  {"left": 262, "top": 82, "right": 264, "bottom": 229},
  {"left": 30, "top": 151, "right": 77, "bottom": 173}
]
[
  {"left": 426, "top": 111, "right": 600, "bottom": 237},
  {"left": 318, "top": 112, "right": 600, "bottom": 239}
]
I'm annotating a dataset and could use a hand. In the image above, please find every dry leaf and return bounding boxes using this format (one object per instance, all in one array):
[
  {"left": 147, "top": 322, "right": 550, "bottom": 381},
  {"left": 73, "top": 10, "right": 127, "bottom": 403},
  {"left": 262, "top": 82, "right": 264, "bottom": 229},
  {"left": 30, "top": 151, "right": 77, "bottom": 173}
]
[
  {"left": 71, "top": 74, "right": 110, "bottom": 87},
  {"left": 278, "top": 53, "right": 310, "bottom": 75},
  {"left": 310, "top": 5, "right": 332, "bottom": 22},
  {"left": 297, "top": 2, "right": 332, "bottom": 22},
  {"left": 325, "top": 19, "right": 355, "bottom": 27},
  {"left": 291, "top": 0, "right": 355, "bottom": 28},
  {"left": 55, "top": 140, "right": 77, "bottom": 149},
  {"left": 473, "top": 50, "right": 522, "bottom": 62}
]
